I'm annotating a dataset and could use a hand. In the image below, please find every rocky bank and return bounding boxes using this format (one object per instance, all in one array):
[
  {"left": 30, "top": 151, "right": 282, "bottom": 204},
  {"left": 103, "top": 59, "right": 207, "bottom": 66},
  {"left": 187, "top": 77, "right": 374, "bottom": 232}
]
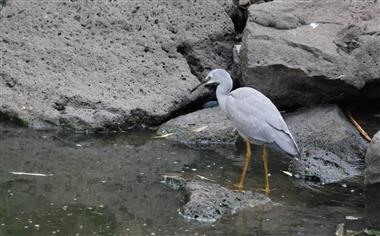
[{"left": 0, "top": 0, "right": 237, "bottom": 129}]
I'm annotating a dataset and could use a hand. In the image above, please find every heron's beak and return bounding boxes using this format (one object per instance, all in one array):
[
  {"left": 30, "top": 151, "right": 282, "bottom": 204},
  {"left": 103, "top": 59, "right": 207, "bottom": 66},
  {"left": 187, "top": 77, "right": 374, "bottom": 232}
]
[{"left": 190, "top": 78, "right": 217, "bottom": 93}]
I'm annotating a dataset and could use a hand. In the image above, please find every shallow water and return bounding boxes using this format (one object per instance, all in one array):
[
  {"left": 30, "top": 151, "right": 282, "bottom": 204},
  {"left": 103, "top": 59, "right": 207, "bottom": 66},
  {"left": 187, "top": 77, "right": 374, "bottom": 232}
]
[{"left": 0, "top": 123, "right": 368, "bottom": 236}]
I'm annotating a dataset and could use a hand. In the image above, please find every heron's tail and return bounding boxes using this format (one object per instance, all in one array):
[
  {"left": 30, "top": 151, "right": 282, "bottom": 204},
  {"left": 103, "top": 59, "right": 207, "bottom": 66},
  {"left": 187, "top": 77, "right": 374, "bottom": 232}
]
[{"left": 288, "top": 132, "right": 301, "bottom": 158}]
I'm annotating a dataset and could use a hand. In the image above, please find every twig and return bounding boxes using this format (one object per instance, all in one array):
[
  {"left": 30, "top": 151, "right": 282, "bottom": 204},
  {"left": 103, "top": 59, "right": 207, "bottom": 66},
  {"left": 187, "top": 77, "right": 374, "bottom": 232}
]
[{"left": 347, "top": 111, "right": 371, "bottom": 142}]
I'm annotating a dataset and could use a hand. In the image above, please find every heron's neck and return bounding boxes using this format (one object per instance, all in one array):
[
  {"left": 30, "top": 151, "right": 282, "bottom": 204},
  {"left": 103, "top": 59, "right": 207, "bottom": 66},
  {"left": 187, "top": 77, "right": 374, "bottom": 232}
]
[
  {"left": 216, "top": 78, "right": 233, "bottom": 110},
  {"left": 216, "top": 78, "right": 233, "bottom": 97}
]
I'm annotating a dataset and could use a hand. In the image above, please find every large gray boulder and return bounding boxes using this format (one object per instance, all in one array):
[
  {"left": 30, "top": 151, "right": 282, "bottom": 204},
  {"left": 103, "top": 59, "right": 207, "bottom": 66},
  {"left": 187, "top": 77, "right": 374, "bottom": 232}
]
[
  {"left": 0, "top": 0, "right": 235, "bottom": 129},
  {"left": 286, "top": 105, "right": 368, "bottom": 163},
  {"left": 240, "top": 0, "right": 380, "bottom": 107},
  {"left": 365, "top": 131, "right": 380, "bottom": 229},
  {"left": 286, "top": 105, "right": 367, "bottom": 183}
]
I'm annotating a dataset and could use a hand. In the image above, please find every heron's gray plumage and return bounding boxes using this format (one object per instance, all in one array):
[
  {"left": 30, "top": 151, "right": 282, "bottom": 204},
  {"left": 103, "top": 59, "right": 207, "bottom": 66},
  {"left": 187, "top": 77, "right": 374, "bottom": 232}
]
[{"left": 208, "top": 69, "right": 300, "bottom": 157}]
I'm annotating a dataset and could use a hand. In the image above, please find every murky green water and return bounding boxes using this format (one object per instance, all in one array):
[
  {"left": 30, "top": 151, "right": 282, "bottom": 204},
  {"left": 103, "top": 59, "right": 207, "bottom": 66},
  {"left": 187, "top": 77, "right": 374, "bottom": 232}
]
[{"left": 0, "top": 122, "right": 369, "bottom": 236}]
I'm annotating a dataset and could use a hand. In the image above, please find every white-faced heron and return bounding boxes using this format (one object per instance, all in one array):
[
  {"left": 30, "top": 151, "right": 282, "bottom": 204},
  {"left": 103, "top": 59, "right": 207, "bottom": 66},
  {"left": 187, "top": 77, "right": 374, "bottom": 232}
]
[{"left": 191, "top": 69, "right": 300, "bottom": 193}]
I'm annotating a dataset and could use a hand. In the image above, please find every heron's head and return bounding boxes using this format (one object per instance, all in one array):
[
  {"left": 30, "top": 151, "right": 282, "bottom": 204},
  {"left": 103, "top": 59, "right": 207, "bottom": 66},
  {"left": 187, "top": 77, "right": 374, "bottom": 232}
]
[{"left": 190, "top": 69, "right": 232, "bottom": 93}]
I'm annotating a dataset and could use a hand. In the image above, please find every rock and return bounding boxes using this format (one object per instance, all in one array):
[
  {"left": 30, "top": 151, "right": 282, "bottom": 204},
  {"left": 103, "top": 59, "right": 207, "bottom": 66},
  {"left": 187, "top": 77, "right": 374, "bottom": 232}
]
[
  {"left": 365, "top": 131, "right": 380, "bottom": 229},
  {"left": 289, "top": 147, "right": 361, "bottom": 183},
  {"left": 240, "top": 0, "right": 380, "bottom": 107},
  {"left": 365, "top": 131, "right": 380, "bottom": 186},
  {"left": 365, "top": 184, "right": 380, "bottom": 230},
  {"left": 335, "top": 223, "right": 347, "bottom": 236},
  {"left": 0, "top": 0, "right": 235, "bottom": 129},
  {"left": 287, "top": 105, "right": 368, "bottom": 183},
  {"left": 157, "top": 107, "right": 239, "bottom": 148},
  {"left": 163, "top": 175, "right": 272, "bottom": 222}
]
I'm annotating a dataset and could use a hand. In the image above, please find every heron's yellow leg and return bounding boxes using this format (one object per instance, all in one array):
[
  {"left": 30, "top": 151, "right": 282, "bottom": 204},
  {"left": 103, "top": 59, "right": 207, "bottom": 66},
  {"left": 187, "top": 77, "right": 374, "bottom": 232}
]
[
  {"left": 235, "top": 141, "right": 252, "bottom": 191},
  {"left": 262, "top": 146, "right": 270, "bottom": 194}
]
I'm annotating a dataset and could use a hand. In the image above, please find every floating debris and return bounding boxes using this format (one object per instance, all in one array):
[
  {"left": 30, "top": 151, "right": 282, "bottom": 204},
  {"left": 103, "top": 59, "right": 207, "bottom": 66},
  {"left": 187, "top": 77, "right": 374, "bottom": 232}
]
[
  {"left": 310, "top": 22, "right": 319, "bottom": 29},
  {"left": 192, "top": 125, "right": 208, "bottom": 132},
  {"left": 152, "top": 133, "right": 174, "bottom": 139},
  {"left": 196, "top": 175, "right": 215, "bottom": 182},
  {"left": 345, "top": 216, "right": 359, "bottom": 220},
  {"left": 281, "top": 170, "right": 293, "bottom": 177},
  {"left": 10, "top": 172, "right": 53, "bottom": 177}
]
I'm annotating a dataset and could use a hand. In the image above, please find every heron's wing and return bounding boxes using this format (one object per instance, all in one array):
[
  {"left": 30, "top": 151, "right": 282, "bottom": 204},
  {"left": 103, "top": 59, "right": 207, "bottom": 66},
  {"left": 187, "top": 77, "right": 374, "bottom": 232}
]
[
  {"left": 225, "top": 87, "right": 299, "bottom": 155},
  {"left": 227, "top": 87, "right": 290, "bottom": 132},
  {"left": 224, "top": 88, "right": 278, "bottom": 142}
]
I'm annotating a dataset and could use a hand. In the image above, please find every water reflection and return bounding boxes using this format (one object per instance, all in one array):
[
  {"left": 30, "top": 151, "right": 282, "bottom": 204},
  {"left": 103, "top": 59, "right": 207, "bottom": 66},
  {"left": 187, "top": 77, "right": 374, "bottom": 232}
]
[{"left": 0, "top": 124, "right": 365, "bottom": 235}]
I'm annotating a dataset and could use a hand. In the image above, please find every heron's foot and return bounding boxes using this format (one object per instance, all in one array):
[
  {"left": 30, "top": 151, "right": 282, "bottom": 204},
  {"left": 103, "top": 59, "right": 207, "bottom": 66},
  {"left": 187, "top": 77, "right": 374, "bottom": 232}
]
[
  {"left": 261, "top": 187, "right": 270, "bottom": 195},
  {"left": 233, "top": 183, "right": 245, "bottom": 192}
]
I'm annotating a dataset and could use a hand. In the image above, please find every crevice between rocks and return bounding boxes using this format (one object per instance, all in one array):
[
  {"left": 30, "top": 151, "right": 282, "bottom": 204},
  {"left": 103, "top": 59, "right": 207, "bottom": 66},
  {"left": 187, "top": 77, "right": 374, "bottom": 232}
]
[
  {"left": 167, "top": 3, "right": 249, "bottom": 128},
  {"left": 176, "top": 42, "right": 205, "bottom": 81}
]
